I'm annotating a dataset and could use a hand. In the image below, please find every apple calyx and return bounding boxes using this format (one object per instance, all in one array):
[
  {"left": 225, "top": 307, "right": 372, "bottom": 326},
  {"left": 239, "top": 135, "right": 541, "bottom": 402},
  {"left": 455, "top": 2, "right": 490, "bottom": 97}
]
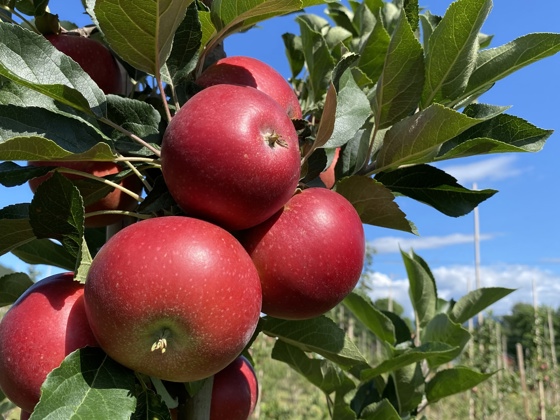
[
  {"left": 151, "top": 330, "right": 170, "bottom": 354},
  {"left": 264, "top": 130, "right": 288, "bottom": 149}
]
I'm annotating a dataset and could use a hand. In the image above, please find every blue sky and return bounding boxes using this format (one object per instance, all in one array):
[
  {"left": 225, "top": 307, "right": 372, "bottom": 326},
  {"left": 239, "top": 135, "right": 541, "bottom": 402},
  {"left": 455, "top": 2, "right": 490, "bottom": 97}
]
[{"left": 1, "top": 0, "right": 559, "bottom": 317}]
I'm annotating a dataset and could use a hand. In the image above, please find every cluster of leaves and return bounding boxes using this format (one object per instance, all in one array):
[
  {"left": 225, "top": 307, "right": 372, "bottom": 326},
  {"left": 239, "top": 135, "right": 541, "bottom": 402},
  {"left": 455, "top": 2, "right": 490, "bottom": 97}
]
[{"left": 0, "top": 0, "right": 559, "bottom": 418}]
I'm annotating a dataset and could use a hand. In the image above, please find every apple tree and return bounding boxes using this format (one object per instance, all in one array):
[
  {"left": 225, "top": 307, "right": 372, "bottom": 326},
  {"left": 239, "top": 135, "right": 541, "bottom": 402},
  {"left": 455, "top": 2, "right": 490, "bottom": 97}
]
[{"left": 0, "top": 0, "right": 559, "bottom": 418}]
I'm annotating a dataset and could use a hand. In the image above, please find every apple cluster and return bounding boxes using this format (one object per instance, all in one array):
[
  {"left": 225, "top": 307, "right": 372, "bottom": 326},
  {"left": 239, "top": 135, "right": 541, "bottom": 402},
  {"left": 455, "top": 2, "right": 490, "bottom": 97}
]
[{"left": 0, "top": 40, "right": 365, "bottom": 418}]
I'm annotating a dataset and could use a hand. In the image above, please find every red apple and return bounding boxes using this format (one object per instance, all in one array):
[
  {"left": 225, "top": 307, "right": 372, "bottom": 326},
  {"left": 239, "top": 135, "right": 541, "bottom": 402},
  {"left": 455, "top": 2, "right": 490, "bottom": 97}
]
[
  {"left": 319, "top": 147, "right": 340, "bottom": 189},
  {"left": 161, "top": 84, "right": 301, "bottom": 231},
  {"left": 238, "top": 188, "right": 365, "bottom": 320},
  {"left": 45, "top": 33, "right": 125, "bottom": 95},
  {"left": 196, "top": 56, "right": 302, "bottom": 119},
  {"left": 28, "top": 161, "right": 143, "bottom": 228},
  {"left": 20, "top": 410, "right": 31, "bottom": 420},
  {"left": 210, "top": 356, "right": 258, "bottom": 420},
  {"left": 83, "top": 216, "right": 262, "bottom": 382},
  {"left": 0, "top": 272, "right": 98, "bottom": 413}
]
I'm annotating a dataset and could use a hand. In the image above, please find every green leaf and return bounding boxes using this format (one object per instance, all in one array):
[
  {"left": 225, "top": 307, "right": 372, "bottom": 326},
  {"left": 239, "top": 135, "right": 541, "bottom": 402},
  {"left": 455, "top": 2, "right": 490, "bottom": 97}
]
[
  {"left": 357, "top": 14, "right": 391, "bottom": 85},
  {"left": 426, "top": 366, "right": 495, "bottom": 403},
  {"left": 361, "top": 399, "right": 401, "bottom": 420},
  {"left": 437, "top": 108, "right": 553, "bottom": 160},
  {"left": 350, "top": 379, "right": 382, "bottom": 418},
  {"left": 375, "top": 164, "right": 497, "bottom": 217},
  {"left": 373, "top": 12, "right": 424, "bottom": 129},
  {"left": 11, "top": 239, "right": 75, "bottom": 271},
  {"left": 297, "top": 14, "right": 336, "bottom": 103},
  {"left": 463, "top": 33, "right": 560, "bottom": 103},
  {"left": 360, "top": 342, "right": 458, "bottom": 381},
  {"left": 335, "top": 176, "right": 417, "bottom": 234},
  {"left": 74, "top": 235, "right": 92, "bottom": 284},
  {"left": 166, "top": 2, "right": 202, "bottom": 83},
  {"left": 0, "top": 161, "right": 52, "bottom": 187},
  {"left": 0, "top": 23, "right": 106, "bottom": 116},
  {"left": 271, "top": 340, "right": 356, "bottom": 395},
  {"left": 382, "top": 310, "right": 412, "bottom": 346},
  {"left": 421, "top": 313, "right": 470, "bottom": 368},
  {"left": 31, "top": 347, "right": 137, "bottom": 420},
  {"left": 282, "top": 33, "right": 305, "bottom": 79},
  {"left": 0, "top": 272, "right": 33, "bottom": 306},
  {"left": 0, "top": 105, "right": 114, "bottom": 161},
  {"left": 421, "top": 0, "right": 492, "bottom": 107},
  {"left": 0, "top": 204, "right": 35, "bottom": 257},
  {"left": 343, "top": 292, "right": 395, "bottom": 345},
  {"left": 131, "top": 388, "right": 172, "bottom": 420},
  {"left": 323, "top": 67, "right": 371, "bottom": 149},
  {"left": 94, "top": 0, "right": 194, "bottom": 78},
  {"left": 105, "top": 95, "right": 161, "bottom": 155},
  {"left": 450, "top": 287, "right": 515, "bottom": 324},
  {"left": 28, "top": 172, "right": 84, "bottom": 259},
  {"left": 374, "top": 103, "right": 506, "bottom": 172},
  {"left": 392, "top": 363, "right": 424, "bottom": 414},
  {"left": 261, "top": 316, "right": 369, "bottom": 370},
  {"left": 402, "top": 249, "right": 436, "bottom": 328}
]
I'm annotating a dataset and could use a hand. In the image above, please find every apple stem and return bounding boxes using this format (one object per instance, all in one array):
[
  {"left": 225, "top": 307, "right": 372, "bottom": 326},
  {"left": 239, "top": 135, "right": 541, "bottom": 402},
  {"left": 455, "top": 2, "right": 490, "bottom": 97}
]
[
  {"left": 265, "top": 131, "right": 289, "bottom": 148},
  {"left": 119, "top": 158, "right": 153, "bottom": 193},
  {"left": 99, "top": 117, "right": 161, "bottom": 157},
  {"left": 151, "top": 329, "right": 170, "bottom": 354},
  {"left": 55, "top": 167, "right": 144, "bottom": 202}
]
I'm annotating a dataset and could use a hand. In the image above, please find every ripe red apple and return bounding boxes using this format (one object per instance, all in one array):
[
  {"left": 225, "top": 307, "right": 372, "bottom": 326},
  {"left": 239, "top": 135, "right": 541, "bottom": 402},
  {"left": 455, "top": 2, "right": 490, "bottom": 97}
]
[
  {"left": 45, "top": 33, "right": 125, "bottom": 95},
  {"left": 28, "top": 161, "right": 143, "bottom": 228},
  {"left": 196, "top": 56, "right": 302, "bottom": 119},
  {"left": 83, "top": 216, "right": 262, "bottom": 382},
  {"left": 238, "top": 188, "right": 365, "bottom": 320},
  {"left": 319, "top": 147, "right": 341, "bottom": 189},
  {"left": 0, "top": 272, "right": 98, "bottom": 413},
  {"left": 210, "top": 356, "right": 259, "bottom": 420},
  {"left": 161, "top": 84, "right": 301, "bottom": 231}
]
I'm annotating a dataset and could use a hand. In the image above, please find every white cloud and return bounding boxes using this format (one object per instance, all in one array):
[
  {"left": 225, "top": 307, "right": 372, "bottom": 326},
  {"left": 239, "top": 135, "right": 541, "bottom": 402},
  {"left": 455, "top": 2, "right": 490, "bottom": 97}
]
[
  {"left": 367, "top": 264, "right": 560, "bottom": 319},
  {"left": 369, "top": 232, "right": 494, "bottom": 254},
  {"left": 438, "top": 155, "right": 524, "bottom": 185}
]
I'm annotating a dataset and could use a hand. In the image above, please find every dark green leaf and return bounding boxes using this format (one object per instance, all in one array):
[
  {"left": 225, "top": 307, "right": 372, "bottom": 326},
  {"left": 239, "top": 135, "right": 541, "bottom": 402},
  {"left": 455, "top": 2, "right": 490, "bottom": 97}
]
[
  {"left": 426, "top": 366, "right": 495, "bottom": 403},
  {"left": 361, "top": 399, "right": 400, "bottom": 419},
  {"left": 94, "top": 0, "right": 194, "bottom": 78},
  {"left": 29, "top": 172, "right": 84, "bottom": 259},
  {"left": 0, "top": 272, "right": 33, "bottom": 306},
  {"left": 0, "top": 161, "right": 53, "bottom": 187},
  {"left": 392, "top": 363, "right": 424, "bottom": 414},
  {"left": 131, "top": 388, "right": 172, "bottom": 420},
  {"left": 31, "top": 347, "right": 137, "bottom": 419},
  {"left": 375, "top": 103, "right": 505, "bottom": 172},
  {"left": 343, "top": 292, "right": 395, "bottom": 345},
  {"left": 357, "top": 15, "right": 391, "bottom": 85},
  {"left": 11, "top": 238, "right": 76, "bottom": 271},
  {"left": 450, "top": 287, "right": 515, "bottom": 325},
  {"left": 463, "top": 33, "right": 560, "bottom": 103},
  {"left": 403, "top": 0, "right": 419, "bottom": 32},
  {"left": 337, "top": 125, "right": 372, "bottom": 177},
  {"left": 0, "top": 23, "right": 106, "bottom": 116},
  {"left": 335, "top": 176, "right": 417, "bottom": 234},
  {"left": 297, "top": 14, "right": 336, "bottom": 103},
  {"left": 0, "top": 204, "right": 34, "bottom": 256},
  {"left": 282, "top": 33, "right": 305, "bottom": 79},
  {"left": 0, "top": 105, "right": 114, "bottom": 161},
  {"left": 421, "top": 0, "right": 492, "bottom": 107},
  {"left": 167, "top": 2, "right": 202, "bottom": 83},
  {"left": 402, "top": 249, "right": 437, "bottom": 328},
  {"left": 373, "top": 12, "right": 424, "bottom": 129},
  {"left": 438, "top": 109, "right": 553, "bottom": 160},
  {"left": 360, "top": 342, "right": 458, "bottom": 381},
  {"left": 350, "top": 379, "right": 382, "bottom": 418},
  {"left": 382, "top": 310, "right": 412, "bottom": 346},
  {"left": 375, "top": 164, "right": 497, "bottom": 217},
  {"left": 261, "top": 316, "right": 369, "bottom": 370},
  {"left": 271, "top": 340, "right": 356, "bottom": 395},
  {"left": 421, "top": 313, "right": 470, "bottom": 368}
]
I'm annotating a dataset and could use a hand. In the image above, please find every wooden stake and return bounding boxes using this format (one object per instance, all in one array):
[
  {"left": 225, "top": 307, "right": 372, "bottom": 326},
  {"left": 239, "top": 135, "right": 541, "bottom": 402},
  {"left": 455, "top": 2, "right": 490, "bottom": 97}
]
[{"left": 516, "top": 342, "right": 531, "bottom": 420}]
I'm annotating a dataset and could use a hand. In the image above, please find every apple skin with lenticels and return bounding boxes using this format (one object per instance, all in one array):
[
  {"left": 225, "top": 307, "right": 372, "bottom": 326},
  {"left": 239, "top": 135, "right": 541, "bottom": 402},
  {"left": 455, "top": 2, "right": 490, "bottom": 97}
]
[
  {"left": 0, "top": 272, "right": 98, "bottom": 413},
  {"left": 160, "top": 84, "right": 301, "bottom": 231},
  {"left": 196, "top": 55, "right": 302, "bottom": 119},
  {"left": 83, "top": 216, "right": 262, "bottom": 383},
  {"left": 238, "top": 188, "right": 365, "bottom": 320}
]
